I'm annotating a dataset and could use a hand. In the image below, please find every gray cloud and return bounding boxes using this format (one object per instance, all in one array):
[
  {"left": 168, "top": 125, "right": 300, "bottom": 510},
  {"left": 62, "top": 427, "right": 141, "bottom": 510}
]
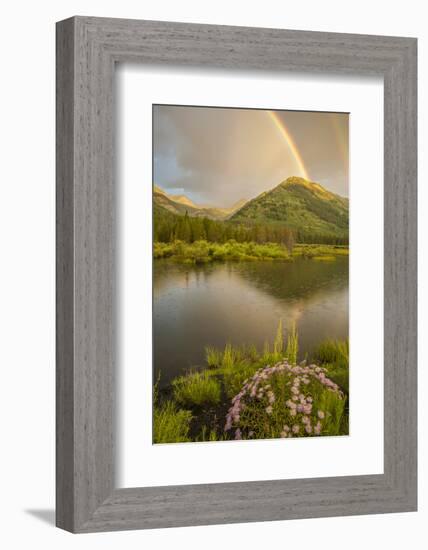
[{"left": 153, "top": 105, "right": 348, "bottom": 207}]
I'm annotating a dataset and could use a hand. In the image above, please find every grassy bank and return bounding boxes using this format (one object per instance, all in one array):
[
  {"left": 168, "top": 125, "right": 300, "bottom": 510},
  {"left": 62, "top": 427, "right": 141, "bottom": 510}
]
[
  {"left": 292, "top": 243, "right": 349, "bottom": 259},
  {"left": 154, "top": 239, "right": 348, "bottom": 264},
  {"left": 153, "top": 323, "right": 349, "bottom": 443}
]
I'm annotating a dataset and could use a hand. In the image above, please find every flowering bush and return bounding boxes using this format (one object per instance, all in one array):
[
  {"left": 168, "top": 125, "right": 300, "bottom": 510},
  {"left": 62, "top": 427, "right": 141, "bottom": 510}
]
[{"left": 224, "top": 360, "right": 346, "bottom": 440}]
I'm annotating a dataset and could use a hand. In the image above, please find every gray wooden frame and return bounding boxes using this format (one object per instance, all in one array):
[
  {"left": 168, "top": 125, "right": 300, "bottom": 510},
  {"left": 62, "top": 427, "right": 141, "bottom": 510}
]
[{"left": 56, "top": 16, "right": 417, "bottom": 533}]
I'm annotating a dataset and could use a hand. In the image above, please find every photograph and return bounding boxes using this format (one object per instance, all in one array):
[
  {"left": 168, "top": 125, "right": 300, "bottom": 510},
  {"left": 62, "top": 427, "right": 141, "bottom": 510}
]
[{"left": 152, "top": 105, "right": 350, "bottom": 444}]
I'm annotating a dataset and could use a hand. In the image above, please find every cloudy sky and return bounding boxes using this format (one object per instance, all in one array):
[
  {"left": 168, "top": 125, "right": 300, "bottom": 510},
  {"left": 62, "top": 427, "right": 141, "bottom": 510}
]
[{"left": 153, "top": 105, "right": 348, "bottom": 208}]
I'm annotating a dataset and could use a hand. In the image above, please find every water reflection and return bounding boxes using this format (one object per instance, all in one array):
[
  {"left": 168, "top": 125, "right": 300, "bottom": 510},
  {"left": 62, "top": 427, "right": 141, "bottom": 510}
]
[{"left": 154, "top": 258, "right": 348, "bottom": 388}]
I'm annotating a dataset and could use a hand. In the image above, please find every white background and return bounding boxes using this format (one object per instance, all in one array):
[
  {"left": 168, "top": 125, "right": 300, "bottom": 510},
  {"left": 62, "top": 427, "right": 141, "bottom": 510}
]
[
  {"left": 119, "top": 67, "right": 384, "bottom": 487},
  {"left": 0, "top": 1, "right": 425, "bottom": 549}
]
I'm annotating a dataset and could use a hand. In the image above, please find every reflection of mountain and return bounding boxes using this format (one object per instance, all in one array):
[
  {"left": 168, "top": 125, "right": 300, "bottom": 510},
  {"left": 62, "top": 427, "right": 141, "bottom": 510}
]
[
  {"left": 231, "top": 176, "right": 348, "bottom": 240},
  {"left": 231, "top": 256, "right": 349, "bottom": 302},
  {"left": 154, "top": 185, "right": 246, "bottom": 220},
  {"left": 154, "top": 257, "right": 348, "bottom": 304},
  {"left": 153, "top": 259, "right": 349, "bottom": 386}
]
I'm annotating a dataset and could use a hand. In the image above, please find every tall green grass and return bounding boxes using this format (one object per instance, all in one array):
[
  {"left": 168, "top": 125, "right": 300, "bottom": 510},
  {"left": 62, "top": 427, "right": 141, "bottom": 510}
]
[
  {"left": 313, "top": 339, "right": 349, "bottom": 394},
  {"left": 205, "top": 346, "right": 223, "bottom": 368},
  {"left": 172, "top": 371, "right": 221, "bottom": 406},
  {"left": 197, "top": 426, "right": 225, "bottom": 442},
  {"left": 316, "top": 390, "right": 347, "bottom": 435},
  {"left": 285, "top": 322, "right": 298, "bottom": 364},
  {"left": 153, "top": 401, "right": 192, "bottom": 443},
  {"left": 313, "top": 339, "right": 349, "bottom": 368},
  {"left": 222, "top": 343, "right": 235, "bottom": 370},
  {"left": 292, "top": 244, "right": 349, "bottom": 259},
  {"left": 262, "top": 340, "right": 271, "bottom": 363},
  {"left": 273, "top": 318, "right": 284, "bottom": 356}
]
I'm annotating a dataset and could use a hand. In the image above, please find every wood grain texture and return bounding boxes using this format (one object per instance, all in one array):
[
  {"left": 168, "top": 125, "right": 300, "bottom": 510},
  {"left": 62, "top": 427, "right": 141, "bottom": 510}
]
[
  {"left": 56, "top": 18, "right": 75, "bottom": 531},
  {"left": 56, "top": 16, "right": 417, "bottom": 533}
]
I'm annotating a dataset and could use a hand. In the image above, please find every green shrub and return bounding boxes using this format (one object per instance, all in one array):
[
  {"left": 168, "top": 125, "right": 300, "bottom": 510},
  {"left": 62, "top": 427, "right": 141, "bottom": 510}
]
[
  {"left": 225, "top": 361, "right": 347, "bottom": 440},
  {"left": 153, "top": 239, "right": 292, "bottom": 263}
]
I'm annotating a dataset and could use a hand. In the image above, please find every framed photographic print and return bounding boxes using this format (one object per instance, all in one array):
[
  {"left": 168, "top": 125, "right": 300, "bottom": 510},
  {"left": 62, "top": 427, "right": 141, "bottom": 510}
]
[{"left": 56, "top": 17, "right": 417, "bottom": 532}]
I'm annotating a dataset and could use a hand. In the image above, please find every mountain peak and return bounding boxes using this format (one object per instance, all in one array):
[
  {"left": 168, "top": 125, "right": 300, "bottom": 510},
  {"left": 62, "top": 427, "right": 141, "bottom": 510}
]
[
  {"left": 231, "top": 176, "right": 348, "bottom": 241},
  {"left": 278, "top": 176, "right": 343, "bottom": 202},
  {"left": 153, "top": 184, "right": 245, "bottom": 220},
  {"left": 154, "top": 184, "right": 166, "bottom": 195},
  {"left": 280, "top": 175, "right": 321, "bottom": 191},
  {"left": 281, "top": 176, "right": 311, "bottom": 186},
  {"left": 169, "top": 194, "right": 198, "bottom": 209}
]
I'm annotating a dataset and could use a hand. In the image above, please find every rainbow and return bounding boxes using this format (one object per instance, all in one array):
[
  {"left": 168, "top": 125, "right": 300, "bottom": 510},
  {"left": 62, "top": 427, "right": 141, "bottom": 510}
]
[{"left": 267, "top": 111, "right": 310, "bottom": 180}]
